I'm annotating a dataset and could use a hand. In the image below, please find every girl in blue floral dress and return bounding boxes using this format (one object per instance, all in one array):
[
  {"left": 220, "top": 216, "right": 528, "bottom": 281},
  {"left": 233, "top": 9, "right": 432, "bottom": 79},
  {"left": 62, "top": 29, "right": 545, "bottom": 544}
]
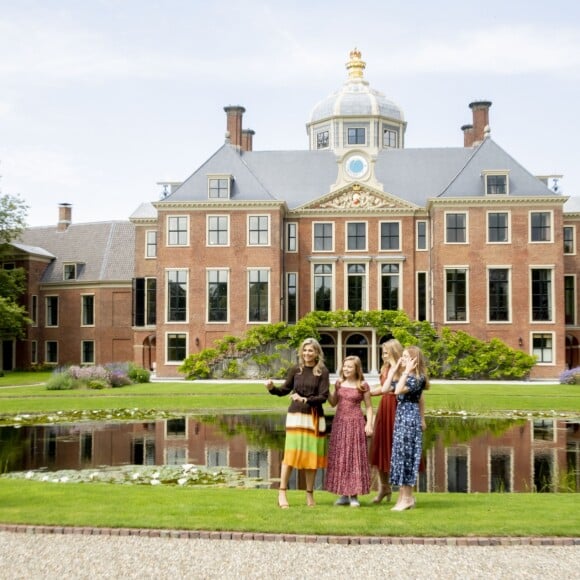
[{"left": 379, "top": 345, "right": 430, "bottom": 511}]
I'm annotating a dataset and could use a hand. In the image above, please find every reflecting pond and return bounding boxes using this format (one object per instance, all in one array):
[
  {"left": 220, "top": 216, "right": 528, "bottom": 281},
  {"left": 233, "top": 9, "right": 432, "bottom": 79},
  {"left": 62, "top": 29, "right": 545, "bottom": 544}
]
[{"left": 1, "top": 415, "right": 579, "bottom": 493}]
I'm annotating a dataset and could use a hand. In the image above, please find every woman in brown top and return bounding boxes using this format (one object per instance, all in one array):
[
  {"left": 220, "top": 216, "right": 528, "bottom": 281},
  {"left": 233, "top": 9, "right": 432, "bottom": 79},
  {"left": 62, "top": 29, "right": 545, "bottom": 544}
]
[{"left": 265, "top": 337, "right": 330, "bottom": 508}]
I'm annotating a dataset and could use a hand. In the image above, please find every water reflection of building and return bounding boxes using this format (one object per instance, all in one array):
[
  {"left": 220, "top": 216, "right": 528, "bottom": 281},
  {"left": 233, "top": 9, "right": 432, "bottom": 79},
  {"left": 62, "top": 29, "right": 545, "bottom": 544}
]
[
  {"left": 5, "top": 417, "right": 579, "bottom": 493},
  {"left": 420, "top": 419, "right": 580, "bottom": 493}
]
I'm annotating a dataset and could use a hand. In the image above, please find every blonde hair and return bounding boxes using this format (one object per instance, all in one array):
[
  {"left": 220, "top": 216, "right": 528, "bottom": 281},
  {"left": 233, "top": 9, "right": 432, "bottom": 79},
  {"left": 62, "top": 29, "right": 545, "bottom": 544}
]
[
  {"left": 380, "top": 338, "right": 403, "bottom": 374},
  {"left": 298, "top": 337, "right": 326, "bottom": 376},
  {"left": 404, "top": 345, "right": 430, "bottom": 390},
  {"left": 339, "top": 355, "right": 367, "bottom": 392}
]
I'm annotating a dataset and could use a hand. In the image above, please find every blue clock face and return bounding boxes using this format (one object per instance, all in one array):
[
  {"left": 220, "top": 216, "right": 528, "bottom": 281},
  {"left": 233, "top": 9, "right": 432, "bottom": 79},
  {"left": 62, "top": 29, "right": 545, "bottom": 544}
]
[{"left": 346, "top": 155, "right": 368, "bottom": 178}]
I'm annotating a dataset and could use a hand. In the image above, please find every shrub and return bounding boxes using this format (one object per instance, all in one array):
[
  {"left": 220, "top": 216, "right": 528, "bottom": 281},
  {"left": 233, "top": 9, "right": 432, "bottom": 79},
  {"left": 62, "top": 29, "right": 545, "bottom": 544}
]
[
  {"left": 127, "top": 363, "right": 151, "bottom": 383},
  {"left": 87, "top": 379, "right": 109, "bottom": 390},
  {"left": 46, "top": 370, "right": 78, "bottom": 390},
  {"left": 559, "top": 367, "right": 580, "bottom": 384}
]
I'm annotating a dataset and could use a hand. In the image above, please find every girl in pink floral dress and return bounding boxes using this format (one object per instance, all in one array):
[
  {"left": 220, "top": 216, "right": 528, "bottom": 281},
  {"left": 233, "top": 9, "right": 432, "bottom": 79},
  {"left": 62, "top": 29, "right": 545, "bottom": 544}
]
[{"left": 325, "top": 356, "right": 373, "bottom": 507}]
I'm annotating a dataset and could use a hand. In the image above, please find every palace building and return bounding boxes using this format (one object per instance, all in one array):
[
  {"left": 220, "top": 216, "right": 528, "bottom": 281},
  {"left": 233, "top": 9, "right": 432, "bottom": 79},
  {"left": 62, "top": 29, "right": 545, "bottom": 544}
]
[{"left": 5, "top": 49, "right": 577, "bottom": 379}]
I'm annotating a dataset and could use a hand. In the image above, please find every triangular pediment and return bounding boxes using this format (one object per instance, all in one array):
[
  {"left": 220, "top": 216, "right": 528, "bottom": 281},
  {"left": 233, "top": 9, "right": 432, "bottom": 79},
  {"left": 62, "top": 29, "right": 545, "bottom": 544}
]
[{"left": 298, "top": 185, "right": 416, "bottom": 212}]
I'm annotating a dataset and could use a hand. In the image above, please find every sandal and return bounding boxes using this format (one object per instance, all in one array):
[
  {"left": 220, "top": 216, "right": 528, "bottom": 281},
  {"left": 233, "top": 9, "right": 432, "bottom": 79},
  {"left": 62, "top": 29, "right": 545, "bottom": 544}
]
[
  {"left": 306, "top": 489, "right": 316, "bottom": 508},
  {"left": 278, "top": 488, "right": 289, "bottom": 509}
]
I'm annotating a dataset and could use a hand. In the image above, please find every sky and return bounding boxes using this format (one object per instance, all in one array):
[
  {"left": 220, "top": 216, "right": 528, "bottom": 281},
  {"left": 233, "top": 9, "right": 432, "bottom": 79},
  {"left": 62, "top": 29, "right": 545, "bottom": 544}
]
[{"left": 1, "top": 0, "right": 579, "bottom": 227}]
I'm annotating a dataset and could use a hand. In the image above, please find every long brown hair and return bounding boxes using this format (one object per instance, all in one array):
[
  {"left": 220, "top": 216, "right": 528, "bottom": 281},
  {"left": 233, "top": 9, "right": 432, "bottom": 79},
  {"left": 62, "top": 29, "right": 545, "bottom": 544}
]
[
  {"left": 405, "top": 345, "right": 430, "bottom": 390},
  {"left": 297, "top": 337, "right": 326, "bottom": 376},
  {"left": 339, "top": 355, "right": 367, "bottom": 392}
]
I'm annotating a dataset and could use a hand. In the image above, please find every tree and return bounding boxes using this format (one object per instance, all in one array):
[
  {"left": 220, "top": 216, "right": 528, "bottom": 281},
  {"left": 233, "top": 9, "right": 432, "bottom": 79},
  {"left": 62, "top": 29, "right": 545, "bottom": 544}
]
[
  {"left": 0, "top": 193, "right": 28, "bottom": 243},
  {"left": 0, "top": 192, "right": 30, "bottom": 340}
]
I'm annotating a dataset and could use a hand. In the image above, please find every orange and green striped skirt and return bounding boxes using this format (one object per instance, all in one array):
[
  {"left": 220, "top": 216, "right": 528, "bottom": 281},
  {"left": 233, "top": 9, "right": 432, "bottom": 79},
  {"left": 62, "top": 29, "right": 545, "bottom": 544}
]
[{"left": 283, "top": 410, "right": 327, "bottom": 469}]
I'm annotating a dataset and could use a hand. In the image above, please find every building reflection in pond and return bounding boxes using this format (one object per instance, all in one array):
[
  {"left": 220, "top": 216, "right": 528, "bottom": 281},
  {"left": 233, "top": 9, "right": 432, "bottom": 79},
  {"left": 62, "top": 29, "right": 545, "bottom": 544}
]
[{"left": 1, "top": 416, "right": 578, "bottom": 493}]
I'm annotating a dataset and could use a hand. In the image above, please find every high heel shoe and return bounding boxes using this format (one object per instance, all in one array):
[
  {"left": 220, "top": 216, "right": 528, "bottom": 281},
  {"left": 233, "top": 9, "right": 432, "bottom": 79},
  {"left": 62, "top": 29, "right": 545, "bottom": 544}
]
[
  {"left": 278, "top": 488, "right": 289, "bottom": 509},
  {"left": 306, "top": 490, "right": 316, "bottom": 508},
  {"left": 391, "top": 498, "right": 415, "bottom": 511},
  {"left": 372, "top": 486, "right": 392, "bottom": 504}
]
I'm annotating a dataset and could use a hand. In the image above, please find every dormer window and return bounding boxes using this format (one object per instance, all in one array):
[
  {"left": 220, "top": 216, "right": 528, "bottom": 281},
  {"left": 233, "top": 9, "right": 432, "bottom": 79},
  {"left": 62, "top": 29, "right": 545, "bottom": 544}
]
[
  {"left": 208, "top": 175, "right": 232, "bottom": 199},
  {"left": 63, "top": 263, "right": 77, "bottom": 280},
  {"left": 483, "top": 171, "right": 509, "bottom": 195}
]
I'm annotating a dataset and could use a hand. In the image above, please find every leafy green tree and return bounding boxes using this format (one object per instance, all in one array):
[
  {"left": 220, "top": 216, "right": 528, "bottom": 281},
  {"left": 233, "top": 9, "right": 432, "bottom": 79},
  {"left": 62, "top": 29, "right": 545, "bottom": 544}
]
[{"left": 0, "top": 193, "right": 30, "bottom": 339}]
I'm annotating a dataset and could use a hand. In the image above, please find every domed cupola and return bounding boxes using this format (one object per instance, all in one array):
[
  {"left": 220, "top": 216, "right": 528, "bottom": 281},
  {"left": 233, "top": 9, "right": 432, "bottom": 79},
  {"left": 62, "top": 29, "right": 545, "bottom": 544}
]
[{"left": 307, "top": 49, "right": 406, "bottom": 154}]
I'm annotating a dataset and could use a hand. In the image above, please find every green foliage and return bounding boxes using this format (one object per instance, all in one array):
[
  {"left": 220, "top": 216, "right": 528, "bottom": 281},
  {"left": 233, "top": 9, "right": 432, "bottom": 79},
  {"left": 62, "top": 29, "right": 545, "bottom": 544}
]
[
  {"left": 127, "top": 364, "right": 151, "bottom": 384},
  {"left": 0, "top": 268, "right": 31, "bottom": 339},
  {"left": 0, "top": 193, "right": 28, "bottom": 244},
  {"left": 45, "top": 372, "right": 78, "bottom": 391},
  {"left": 179, "top": 310, "right": 536, "bottom": 380},
  {"left": 87, "top": 379, "right": 109, "bottom": 390},
  {"left": 222, "top": 360, "right": 243, "bottom": 379}
]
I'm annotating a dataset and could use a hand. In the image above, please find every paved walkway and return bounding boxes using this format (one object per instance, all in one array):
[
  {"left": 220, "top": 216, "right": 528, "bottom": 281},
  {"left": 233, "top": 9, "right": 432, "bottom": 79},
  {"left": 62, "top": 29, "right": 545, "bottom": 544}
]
[{"left": 1, "top": 526, "right": 578, "bottom": 579}]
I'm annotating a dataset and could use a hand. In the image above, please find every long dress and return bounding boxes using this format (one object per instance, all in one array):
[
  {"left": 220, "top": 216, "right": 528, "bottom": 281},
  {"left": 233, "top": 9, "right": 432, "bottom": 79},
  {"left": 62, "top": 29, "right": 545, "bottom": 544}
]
[
  {"left": 269, "top": 365, "right": 329, "bottom": 469},
  {"left": 368, "top": 366, "right": 397, "bottom": 474},
  {"left": 390, "top": 374, "right": 426, "bottom": 487},
  {"left": 325, "top": 382, "right": 371, "bottom": 496}
]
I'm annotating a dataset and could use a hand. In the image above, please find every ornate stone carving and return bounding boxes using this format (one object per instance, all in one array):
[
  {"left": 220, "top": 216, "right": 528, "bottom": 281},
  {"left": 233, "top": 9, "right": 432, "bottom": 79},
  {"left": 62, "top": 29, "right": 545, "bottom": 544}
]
[{"left": 318, "top": 189, "right": 397, "bottom": 209}]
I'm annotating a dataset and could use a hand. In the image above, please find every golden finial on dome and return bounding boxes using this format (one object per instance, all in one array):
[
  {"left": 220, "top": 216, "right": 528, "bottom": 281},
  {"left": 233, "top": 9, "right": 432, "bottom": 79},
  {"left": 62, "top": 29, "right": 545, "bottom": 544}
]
[{"left": 346, "top": 47, "right": 366, "bottom": 80}]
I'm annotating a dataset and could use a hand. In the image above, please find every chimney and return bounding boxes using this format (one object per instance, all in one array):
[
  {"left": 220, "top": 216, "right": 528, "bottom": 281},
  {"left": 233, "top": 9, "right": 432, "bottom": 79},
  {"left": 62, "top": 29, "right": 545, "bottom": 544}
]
[
  {"left": 461, "top": 124, "right": 474, "bottom": 147},
  {"left": 469, "top": 100, "right": 492, "bottom": 146},
  {"left": 58, "top": 203, "right": 72, "bottom": 232},
  {"left": 241, "top": 129, "right": 255, "bottom": 152},
  {"left": 224, "top": 105, "right": 245, "bottom": 148}
]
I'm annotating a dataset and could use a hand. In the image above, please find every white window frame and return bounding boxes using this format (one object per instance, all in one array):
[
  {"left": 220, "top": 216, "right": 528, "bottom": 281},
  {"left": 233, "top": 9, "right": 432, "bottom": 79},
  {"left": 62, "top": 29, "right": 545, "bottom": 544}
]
[
  {"left": 207, "top": 174, "right": 232, "bottom": 199},
  {"left": 345, "top": 220, "right": 368, "bottom": 252},
  {"left": 247, "top": 215, "right": 271, "bottom": 247},
  {"left": 529, "top": 210, "right": 553, "bottom": 244},
  {"left": 206, "top": 268, "right": 230, "bottom": 324},
  {"left": 487, "top": 266, "right": 512, "bottom": 324},
  {"left": 312, "top": 222, "right": 334, "bottom": 253},
  {"left": 482, "top": 170, "right": 510, "bottom": 195},
  {"left": 207, "top": 215, "right": 230, "bottom": 247},
  {"left": 416, "top": 220, "right": 428, "bottom": 251},
  {"left": 344, "top": 260, "right": 369, "bottom": 311},
  {"left": 165, "top": 332, "right": 188, "bottom": 365},
  {"left": 145, "top": 230, "right": 157, "bottom": 258},
  {"left": 444, "top": 212, "right": 469, "bottom": 244},
  {"left": 444, "top": 266, "right": 469, "bottom": 323},
  {"left": 379, "top": 220, "right": 401, "bottom": 252},
  {"left": 166, "top": 215, "right": 190, "bottom": 247},
  {"left": 286, "top": 222, "right": 298, "bottom": 253},
  {"left": 486, "top": 210, "right": 511, "bottom": 244}
]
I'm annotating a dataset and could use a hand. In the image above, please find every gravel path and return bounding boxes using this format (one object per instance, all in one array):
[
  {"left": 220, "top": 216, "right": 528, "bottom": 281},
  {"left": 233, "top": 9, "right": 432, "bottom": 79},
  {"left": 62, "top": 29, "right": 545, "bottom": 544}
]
[{"left": 1, "top": 530, "right": 579, "bottom": 579}]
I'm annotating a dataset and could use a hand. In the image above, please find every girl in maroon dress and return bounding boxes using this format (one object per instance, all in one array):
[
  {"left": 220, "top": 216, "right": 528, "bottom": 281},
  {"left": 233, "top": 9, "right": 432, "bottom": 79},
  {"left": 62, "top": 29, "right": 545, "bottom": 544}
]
[
  {"left": 369, "top": 339, "right": 403, "bottom": 503},
  {"left": 325, "top": 356, "right": 373, "bottom": 507}
]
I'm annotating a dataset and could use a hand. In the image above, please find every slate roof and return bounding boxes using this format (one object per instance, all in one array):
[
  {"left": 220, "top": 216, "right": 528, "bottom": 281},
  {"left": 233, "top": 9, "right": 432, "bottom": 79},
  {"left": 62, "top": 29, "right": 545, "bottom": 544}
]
[
  {"left": 159, "top": 137, "right": 559, "bottom": 211},
  {"left": 18, "top": 221, "right": 135, "bottom": 284}
]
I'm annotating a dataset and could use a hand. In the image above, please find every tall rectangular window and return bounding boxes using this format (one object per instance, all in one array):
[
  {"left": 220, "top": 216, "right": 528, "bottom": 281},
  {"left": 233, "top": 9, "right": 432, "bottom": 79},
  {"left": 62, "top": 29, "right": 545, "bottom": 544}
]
[
  {"left": 563, "top": 226, "right": 575, "bottom": 254},
  {"left": 530, "top": 212, "right": 551, "bottom": 242},
  {"left": 167, "top": 216, "right": 188, "bottom": 246},
  {"left": 82, "top": 295, "right": 95, "bottom": 326},
  {"left": 446, "top": 213, "right": 467, "bottom": 243},
  {"left": 167, "top": 333, "right": 187, "bottom": 362},
  {"left": 417, "top": 272, "right": 427, "bottom": 321},
  {"left": 146, "top": 231, "right": 157, "bottom": 257},
  {"left": 81, "top": 341, "right": 95, "bottom": 364},
  {"left": 488, "top": 212, "right": 509, "bottom": 243},
  {"left": 286, "top": 222, "right": 297, "bottom": 252},
  {"left": 313, "top": 223, "right": 333, "bottom": 251},
  {"left": 488, "top": 268, "right": 510, "bottom": 322},
  {"left": 46, "top": 341, "right": 58, "bottom": 363},
  {"left": 347, "top": 264, "right": 366, "bottom": 311},
  {"left": 286, "top": 272, "right": 298, "bottom": 324},
  {"left": 248, "top": 216, "right": 269, "bottom": 246},
  {"left": 416, "top": 221, "right": 427, "bottom": 250},
  {"left": 532, "top": 333, "right": 553, "bottom": 363},
  {"left": 314, "top": 264, "right": 333, "bottom": 311},
  {"left": 347, "top": 127, "right": 365, "bottom": 144},
  {"left": 531, "top": 268, "right": 552, "bottom": 321},
  {"left": 383, "top": 128, "right": 397, "bottom": 148},
  {"left": 133, "top": 278, "right": 157, "bottom": 326},
  {"left": 565, "top": 276, "right": 575, "bottom": 325},
  {"left": 167, "top": 270, "right": 187, "bottom": 322},
  {"left": 446, "top": 268, "right": 467, "bottom": 322},
  {"left": 380, "top": 222, "right": 400, "bottom": 250},
  {"left": 248, "top": 269, "right": 269, "bottom": 322},
  {"left": 31, "top": 341, "right": 38, "bottom": 364},
  {"left": 208, "top": 269, "right": 228, "bottom": 322},
  {"left": 490, "top": 451, "right": 511, "bottom": 492},
  {"left": 316, "top": 131, "right": 329, "bottom": 149},
  {"left": 63, "top": 264, "right": 76, "bottom": 280},
  {"left": 207, "top": 216, "right": 229, "bottom": 246},
  {"left": 46, "top": 296, "right": 59, "bottom": 327},
  {"left": 347, "top": 222, "right": 366, "bottom": 251},
  {"left": 381, "top": 264, "right": 399, "bottom": 310},
  {"left": 31, "top": 295, "right": 38, "bottom": 326}
]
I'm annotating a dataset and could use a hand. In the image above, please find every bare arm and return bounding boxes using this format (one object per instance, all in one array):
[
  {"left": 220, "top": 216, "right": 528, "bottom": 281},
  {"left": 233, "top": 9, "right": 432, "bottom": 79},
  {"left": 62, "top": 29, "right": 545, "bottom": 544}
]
[
  {"left": 363, "top": 387, "right": 373, "bottom": 436},
  {"left": 328, "top": 381, "right": 339, "bottom": 407}
]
